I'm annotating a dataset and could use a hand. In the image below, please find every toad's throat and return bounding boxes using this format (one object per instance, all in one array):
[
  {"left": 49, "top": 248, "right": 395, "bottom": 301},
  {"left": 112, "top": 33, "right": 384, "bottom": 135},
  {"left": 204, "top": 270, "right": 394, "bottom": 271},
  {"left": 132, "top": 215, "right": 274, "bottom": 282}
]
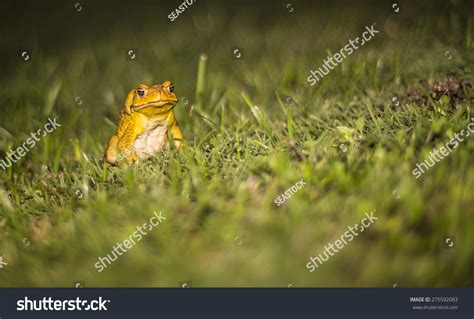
[{"left": 132, "top": 100, "right": 177, "bottom": 111}]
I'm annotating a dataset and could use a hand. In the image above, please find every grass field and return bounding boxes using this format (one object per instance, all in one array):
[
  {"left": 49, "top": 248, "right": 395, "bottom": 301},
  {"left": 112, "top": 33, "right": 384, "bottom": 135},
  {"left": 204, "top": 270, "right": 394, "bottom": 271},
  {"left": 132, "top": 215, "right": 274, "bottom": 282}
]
[{"left": 0, "top": 0, "right": 473, "bottom": 287}]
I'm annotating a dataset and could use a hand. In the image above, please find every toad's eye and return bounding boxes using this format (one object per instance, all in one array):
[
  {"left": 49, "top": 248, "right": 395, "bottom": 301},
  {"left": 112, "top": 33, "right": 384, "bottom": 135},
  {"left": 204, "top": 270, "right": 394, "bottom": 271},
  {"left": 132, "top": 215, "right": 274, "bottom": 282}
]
[
  {"left": 168, "top": 84, "right": 174, "bottom": 93},
  {"left": 137, "top": 87, "right": 145, "bottom": 97}
]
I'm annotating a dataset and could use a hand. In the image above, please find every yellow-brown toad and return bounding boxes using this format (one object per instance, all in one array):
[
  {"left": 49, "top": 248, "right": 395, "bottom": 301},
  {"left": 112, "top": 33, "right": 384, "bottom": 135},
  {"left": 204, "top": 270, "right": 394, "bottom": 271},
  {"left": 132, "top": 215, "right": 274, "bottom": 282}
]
[{"left": 105, "top": 81, "right": 183, "bottom": 164}]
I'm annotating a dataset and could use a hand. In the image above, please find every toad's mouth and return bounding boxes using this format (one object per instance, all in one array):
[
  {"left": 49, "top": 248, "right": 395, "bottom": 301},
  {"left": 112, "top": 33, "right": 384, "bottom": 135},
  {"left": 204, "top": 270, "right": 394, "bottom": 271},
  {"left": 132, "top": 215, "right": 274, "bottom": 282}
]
[{"left": 132, "top": 100, "right": 177, "bottom": 111}]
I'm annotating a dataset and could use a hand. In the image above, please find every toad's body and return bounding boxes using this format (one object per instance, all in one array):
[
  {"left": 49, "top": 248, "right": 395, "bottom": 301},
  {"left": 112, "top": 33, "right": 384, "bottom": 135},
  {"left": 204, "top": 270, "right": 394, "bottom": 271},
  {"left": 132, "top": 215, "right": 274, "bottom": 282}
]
[
  {"left": 133, "top": 113, "right": 170, "bottom": 158},
  {"left": 105, "top": 81, "right": 182, "bottom": 164}
]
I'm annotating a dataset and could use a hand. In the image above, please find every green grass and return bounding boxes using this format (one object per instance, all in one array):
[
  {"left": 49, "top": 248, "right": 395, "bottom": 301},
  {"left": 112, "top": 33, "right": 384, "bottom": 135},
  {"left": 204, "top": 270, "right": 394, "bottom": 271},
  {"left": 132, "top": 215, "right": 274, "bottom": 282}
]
[{"left": 0, "top": 1, "right": 473, "bottom": 287}]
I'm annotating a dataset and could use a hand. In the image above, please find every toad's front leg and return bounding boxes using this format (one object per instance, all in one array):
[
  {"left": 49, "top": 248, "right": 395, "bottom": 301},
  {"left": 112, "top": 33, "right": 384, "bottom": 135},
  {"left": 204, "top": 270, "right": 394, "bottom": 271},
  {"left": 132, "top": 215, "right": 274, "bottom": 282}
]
[
  {"left": 118, "top": 129, "right": 140, "bottom": 164},
  {"left": 105, "top": 134, "right": 119, "bottom": 164},
  {"left": 171, "top": 118, "right": 183, "bottom": 150},
  {"left": 119, "top": 143, "right": 139, "bottom": 164}
]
